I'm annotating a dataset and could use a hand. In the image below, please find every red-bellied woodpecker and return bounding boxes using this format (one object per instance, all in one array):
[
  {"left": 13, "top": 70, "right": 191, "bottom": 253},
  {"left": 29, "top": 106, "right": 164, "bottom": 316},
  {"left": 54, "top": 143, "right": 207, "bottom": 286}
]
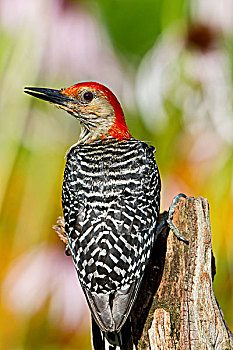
[{"left": 24, "top": 82, "right": 161, "bottom": 349}]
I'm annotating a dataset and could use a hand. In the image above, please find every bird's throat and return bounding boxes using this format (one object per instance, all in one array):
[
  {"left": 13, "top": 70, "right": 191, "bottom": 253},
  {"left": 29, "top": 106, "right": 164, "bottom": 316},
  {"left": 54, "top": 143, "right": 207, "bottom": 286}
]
[{"left": 78, "top": 120, "right": 132, "bottom": 145}]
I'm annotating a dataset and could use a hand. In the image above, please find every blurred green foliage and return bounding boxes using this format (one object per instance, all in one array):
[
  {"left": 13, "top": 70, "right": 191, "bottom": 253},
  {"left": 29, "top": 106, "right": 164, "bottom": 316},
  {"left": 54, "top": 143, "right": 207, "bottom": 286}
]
[{"left": 91, "top": 0, "right": 187, "bottom": 63}]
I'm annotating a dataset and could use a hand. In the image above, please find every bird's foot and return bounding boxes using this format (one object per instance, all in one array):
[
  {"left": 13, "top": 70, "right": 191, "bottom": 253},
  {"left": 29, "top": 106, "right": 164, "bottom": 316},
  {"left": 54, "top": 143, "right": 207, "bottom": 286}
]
[
  {"left": 52, "top": 216, "right": 71, "bottom": 256},
  {"left": 167, "top": 193, "right": 189, "bottom": 244}
]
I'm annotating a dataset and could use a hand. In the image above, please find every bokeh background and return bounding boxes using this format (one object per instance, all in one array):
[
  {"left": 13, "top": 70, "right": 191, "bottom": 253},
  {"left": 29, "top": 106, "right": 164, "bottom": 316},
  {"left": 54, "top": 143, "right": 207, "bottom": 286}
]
[{"left": 0, "top": 0, "right": 233, "bottom": 349}]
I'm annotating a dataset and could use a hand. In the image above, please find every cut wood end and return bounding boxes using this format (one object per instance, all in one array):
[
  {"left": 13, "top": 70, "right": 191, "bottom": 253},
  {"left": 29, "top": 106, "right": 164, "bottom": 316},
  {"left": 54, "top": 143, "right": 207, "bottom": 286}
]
[{"left": 52, "top": 216, "right": 68, "bottom": 245}]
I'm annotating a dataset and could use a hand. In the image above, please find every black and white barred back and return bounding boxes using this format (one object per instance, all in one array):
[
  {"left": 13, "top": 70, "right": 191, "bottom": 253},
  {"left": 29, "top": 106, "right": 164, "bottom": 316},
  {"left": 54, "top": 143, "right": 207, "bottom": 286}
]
[{"left": 62, "top": 138, "right": 160, "bottom": 335}]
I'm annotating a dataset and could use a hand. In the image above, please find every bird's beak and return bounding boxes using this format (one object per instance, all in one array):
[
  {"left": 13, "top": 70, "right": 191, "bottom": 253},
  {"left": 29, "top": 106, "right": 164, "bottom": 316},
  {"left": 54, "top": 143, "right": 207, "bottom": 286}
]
[{"left": 24, "top": 87, "right": 75, "bottom": 107}]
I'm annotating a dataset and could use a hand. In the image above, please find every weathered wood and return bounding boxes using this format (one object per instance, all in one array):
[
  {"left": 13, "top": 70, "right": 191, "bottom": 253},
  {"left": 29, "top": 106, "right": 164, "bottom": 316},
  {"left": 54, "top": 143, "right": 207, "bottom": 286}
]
[{"left": 130, "top": 196, "right": 233, "bottom": 349}]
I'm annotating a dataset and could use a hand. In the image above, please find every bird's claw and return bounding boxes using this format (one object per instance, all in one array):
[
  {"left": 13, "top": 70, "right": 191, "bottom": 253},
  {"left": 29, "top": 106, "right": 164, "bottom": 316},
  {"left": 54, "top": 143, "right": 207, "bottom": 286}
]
[{"left": 167, "top": 193, "right": 189, "bottom": 244}]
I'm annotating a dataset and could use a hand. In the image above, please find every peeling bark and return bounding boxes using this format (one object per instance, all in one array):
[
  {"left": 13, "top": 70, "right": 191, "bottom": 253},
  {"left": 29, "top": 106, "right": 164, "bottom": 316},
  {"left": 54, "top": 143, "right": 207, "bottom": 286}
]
[{"left": 130, "top": 196, "right": 233, "bottom": 350}]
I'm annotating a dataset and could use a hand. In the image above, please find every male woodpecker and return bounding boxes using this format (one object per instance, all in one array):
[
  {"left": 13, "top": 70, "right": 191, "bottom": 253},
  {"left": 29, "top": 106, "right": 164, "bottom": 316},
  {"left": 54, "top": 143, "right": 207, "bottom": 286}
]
[{"left": 24, "top": 82, "right": 161, "bottom": 349}]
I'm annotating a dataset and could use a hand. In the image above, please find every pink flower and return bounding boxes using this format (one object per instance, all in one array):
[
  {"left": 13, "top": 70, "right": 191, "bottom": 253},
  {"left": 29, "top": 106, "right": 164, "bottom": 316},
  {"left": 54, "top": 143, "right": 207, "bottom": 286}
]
[
  {"left": 2, "top": 243, "right": 90, "bottom": 332},
  {"left": 0, "top": 0, "right": 128, "bottom": 94}
]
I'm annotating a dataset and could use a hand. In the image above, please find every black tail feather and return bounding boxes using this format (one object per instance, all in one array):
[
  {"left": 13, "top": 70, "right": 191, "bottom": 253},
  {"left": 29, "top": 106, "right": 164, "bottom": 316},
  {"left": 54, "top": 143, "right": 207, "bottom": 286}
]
[
  {"left": 91, "top": 316, "right": 105, "bottom": 350},
  {"left": 91, "top": 317, "right": 133, "bottom": 350}
]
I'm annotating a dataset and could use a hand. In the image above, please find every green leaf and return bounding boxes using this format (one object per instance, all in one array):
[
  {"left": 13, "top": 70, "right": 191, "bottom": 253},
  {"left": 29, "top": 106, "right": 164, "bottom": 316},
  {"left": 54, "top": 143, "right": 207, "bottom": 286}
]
[{"left": 92, "top": 0, "right": 188, "bottom": 63}]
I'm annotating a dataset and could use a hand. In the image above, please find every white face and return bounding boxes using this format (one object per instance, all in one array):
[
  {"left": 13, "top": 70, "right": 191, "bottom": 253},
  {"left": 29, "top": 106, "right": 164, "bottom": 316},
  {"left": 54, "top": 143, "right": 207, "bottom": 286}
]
[{"left": 58, "top": 87, "right": 115, "bottom": 142}]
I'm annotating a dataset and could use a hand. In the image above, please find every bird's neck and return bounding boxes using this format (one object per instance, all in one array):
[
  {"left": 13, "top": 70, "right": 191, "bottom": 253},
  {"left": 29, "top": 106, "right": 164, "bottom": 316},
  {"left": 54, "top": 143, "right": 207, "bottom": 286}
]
[
  {"left": 77, "top": 119, "right": 132, "bottom": 144},
  {"left": 65, "top": 120, "right": 132, "bottom": 157}
]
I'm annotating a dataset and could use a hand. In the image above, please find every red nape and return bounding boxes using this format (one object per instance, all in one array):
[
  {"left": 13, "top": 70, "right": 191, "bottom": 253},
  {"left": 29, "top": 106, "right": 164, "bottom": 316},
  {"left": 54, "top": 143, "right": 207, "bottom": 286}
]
[
  {"left": 63, "top": 81, "right": 132, "bottom": 141},
  {"left": 107, "top": 121, "right": 132, "bottom": 141}
]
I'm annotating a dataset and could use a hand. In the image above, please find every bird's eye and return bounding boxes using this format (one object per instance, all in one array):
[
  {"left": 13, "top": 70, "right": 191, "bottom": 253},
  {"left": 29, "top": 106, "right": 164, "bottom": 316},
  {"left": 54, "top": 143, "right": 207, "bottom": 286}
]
[{"left": 83, "top": 91, "right": 94, "bottom": 102}]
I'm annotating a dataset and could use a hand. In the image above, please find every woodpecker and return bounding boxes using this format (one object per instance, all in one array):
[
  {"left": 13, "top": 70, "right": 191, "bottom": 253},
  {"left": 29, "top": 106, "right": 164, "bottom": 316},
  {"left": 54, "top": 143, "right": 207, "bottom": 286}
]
[{"left": 24, "top": 82, "right": 161, "bottom": 349}]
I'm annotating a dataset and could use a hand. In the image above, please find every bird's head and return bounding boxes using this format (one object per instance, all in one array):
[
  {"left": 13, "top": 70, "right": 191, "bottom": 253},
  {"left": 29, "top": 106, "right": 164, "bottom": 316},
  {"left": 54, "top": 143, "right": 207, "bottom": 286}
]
[{"left": 24, "top": 82, "right": 131, "bottom": 144}]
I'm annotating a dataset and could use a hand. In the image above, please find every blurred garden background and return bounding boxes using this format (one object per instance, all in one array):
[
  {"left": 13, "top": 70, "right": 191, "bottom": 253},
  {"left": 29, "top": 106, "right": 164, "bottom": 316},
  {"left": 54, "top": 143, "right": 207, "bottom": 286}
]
[{"left": 0, "top": 0, "right": 233, "bottom": 349}]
